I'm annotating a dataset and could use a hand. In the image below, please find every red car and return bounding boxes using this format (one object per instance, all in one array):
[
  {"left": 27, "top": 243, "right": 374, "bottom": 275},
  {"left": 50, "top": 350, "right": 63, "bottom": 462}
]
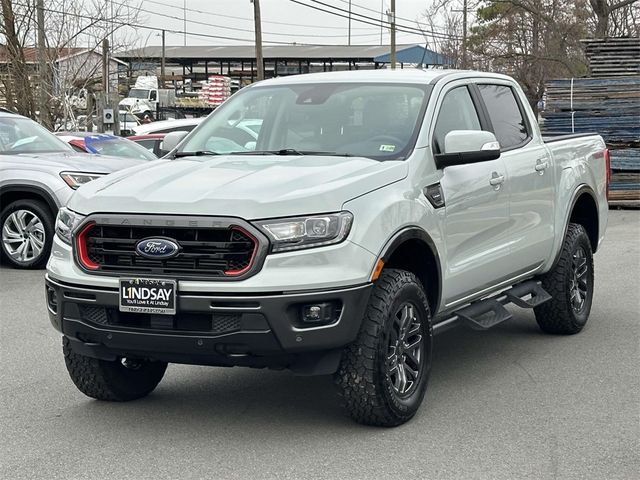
[
  {"left": 128, "top": 134, "right": 169, "bottom": 158},
  {"left": 56, "top": 132, "right": 158, "bottom": 161}
]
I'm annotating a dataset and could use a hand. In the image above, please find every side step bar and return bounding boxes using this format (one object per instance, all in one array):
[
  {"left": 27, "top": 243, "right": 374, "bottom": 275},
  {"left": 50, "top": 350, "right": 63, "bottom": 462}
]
[{"left": 433, "top": 280, "right": 552, "bottom": 333}]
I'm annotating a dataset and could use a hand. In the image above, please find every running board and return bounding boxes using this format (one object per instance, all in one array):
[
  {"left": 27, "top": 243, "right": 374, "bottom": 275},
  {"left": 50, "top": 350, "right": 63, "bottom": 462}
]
[
  {"left": 456, "top": 299, "right": 512, "bottom": 330},
  {"left": 433, "top": 280, "right": 552, "bottom": 333},
  {"left": 505, "top": 280, "right": 552, "bottom": 308}
]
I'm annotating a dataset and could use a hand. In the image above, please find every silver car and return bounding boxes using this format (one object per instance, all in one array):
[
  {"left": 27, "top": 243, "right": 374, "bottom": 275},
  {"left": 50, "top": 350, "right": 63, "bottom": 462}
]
[{"left": 0, "top": 111, "right": 145, "bottom": 268}]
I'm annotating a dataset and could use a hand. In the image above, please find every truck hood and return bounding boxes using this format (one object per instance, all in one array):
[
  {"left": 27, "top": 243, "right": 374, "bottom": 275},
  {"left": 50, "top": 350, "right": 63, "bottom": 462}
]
[
  {"left": 68, "top": 154, "right": 408, "bottom": 219},
  {"left": 5, "top": 151, "right": 144, "bottom": 174}
]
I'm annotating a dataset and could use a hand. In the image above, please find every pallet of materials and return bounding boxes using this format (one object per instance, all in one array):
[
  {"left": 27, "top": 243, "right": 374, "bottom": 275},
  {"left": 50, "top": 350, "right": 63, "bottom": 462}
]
[
  {"left": 581, "top": 38, "right": 640, "bottom": 77},
  {"left": 541, "top": 75, "right": 640, "bottom": 205}
]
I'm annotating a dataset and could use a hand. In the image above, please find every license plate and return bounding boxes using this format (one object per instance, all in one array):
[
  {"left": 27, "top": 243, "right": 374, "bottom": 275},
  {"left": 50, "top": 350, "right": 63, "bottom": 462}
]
[{"left": 119, "top": 278, "right": 177, "bottom": 315}]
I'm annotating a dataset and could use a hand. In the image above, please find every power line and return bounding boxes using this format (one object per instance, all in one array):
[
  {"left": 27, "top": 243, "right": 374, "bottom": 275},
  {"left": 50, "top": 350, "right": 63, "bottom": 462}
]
[
  {"left": 11, "top": 1, "right": 310, "bottom": 45},
  {"left": 333, "top": 0, "right": 431, "bottom": 28},
  {"left": 289, "top": 0, "right": 459, "bottom": 41},
  {"left": 105, "top": 0, "right": 398, "bottom": 40},
  {"left": 137, "top": 0, "right": 391, "bottom": 38},
  {"left": 141, "top": 0, "right": 375, "bottom": 31},
  {"left": 306, "top": 0, "right": 456, "bottom": 39}
]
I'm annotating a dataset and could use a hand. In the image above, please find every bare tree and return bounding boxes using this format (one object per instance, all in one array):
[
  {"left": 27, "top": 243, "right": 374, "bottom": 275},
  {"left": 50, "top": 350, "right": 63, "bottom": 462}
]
[
  {"left": 1, "top": 0, "right": 141, "bottom": 127},
  {"left": 589, "top": 0, "right": 640, "bottom": 38}
]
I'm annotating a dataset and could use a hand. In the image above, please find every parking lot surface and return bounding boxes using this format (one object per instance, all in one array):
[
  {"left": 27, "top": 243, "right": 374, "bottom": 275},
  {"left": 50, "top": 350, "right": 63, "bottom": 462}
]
[{"left": 1, "top": 210, "right": 638, "bottom": 480}]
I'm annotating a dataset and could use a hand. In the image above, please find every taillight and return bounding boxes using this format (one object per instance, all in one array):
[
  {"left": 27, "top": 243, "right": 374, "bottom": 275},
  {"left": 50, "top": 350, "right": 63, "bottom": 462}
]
[
  {"left": 75, "top": 222, "right": 99, "bottom": 270},
  {"left": 604, "top": 148, "right": 611, "bottom": 201}
]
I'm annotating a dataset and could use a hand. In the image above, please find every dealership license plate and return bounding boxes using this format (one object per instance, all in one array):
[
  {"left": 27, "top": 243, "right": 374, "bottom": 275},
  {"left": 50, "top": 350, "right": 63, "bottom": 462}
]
[{"left": 119, "top": 278, "right": 177, "bottom": 315}]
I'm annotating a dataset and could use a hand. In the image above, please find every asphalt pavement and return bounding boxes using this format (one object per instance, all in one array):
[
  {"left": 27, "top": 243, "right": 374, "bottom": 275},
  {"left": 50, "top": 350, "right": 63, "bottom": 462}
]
[{"left": 1, "top": 210, "right": 639, "bottom": 480}]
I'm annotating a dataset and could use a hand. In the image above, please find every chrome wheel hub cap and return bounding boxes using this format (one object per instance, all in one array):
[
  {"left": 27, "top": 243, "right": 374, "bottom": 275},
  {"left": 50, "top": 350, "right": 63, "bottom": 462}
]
[
  {"left": 570, "top": 246, "right": 589, "bottom": 313},
  {"left": 2, "top": 210, "right": 45, "bottom": 263},
  {"left": 386, "top": 302, "right": 423, "bottom": 396}
]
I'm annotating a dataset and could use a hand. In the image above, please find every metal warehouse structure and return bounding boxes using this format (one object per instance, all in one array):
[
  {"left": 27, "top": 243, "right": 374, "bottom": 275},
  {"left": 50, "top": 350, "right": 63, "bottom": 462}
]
[{"left": 118, "top": 44, "right": 450, "bottom": 86}]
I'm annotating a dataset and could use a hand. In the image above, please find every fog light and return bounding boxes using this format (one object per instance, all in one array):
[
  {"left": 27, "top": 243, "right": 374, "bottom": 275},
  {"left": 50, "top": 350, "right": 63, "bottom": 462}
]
[
  {"left": 301, "top": 302, "right": 339, "bottom": 325},
  {"left": 46, "top": 286, "right": 58, "bottom": 314}
]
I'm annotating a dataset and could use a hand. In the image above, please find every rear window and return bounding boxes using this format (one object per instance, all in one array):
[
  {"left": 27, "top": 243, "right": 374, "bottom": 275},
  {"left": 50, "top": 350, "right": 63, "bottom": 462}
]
[{"left": 478, "top": 84, "right": 530, "bottom": 150}]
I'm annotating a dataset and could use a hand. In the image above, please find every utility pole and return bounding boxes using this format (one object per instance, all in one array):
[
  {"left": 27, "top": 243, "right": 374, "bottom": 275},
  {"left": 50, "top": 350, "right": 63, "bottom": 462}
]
[
  {"left": 161, "top": 29, "right": 166, "bottom": 89},
  {"left": 252, "top": 0, "right": 264, "bottom": 81},
  {"left": 102, "top": 38, "right": 109, "bottom": 95},
  {"left": 462, "top": 0, "right": 468, "bottom": 69},
  {"left": 36, "top": 0, "right": 51, "bottom": 127},
  {"left": 389, "top": 0, "right": 396, "bottom": 69},
  {"left": 183, "top": 0, "right": 187, "bottom": 46},
  {"left": 348, "top": 0, "right": 351, "bottom": 46}
]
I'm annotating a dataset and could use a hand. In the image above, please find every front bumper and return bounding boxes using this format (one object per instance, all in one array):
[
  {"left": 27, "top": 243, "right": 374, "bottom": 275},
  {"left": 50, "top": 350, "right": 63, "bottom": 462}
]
[{"left": 45, "top": 275, "right": 372, "bottom": 373}]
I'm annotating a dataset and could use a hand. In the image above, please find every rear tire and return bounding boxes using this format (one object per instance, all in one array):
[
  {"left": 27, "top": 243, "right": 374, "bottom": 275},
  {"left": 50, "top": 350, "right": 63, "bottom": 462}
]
[
  {"left": 0, "top": 199, "right": 54, "bottom": 269},
  {"left": 335, "top": 269, "right": 433, "bottom": 427},
  {"left": 63, "top": 337, "right": 167, "bottom": 401},
  {"left": 534, "top": 223, "right": 594, "bottom": 334}
]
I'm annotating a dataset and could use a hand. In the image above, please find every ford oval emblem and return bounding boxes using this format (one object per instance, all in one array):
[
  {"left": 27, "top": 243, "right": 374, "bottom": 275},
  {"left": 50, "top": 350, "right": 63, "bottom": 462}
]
[{"left": 135, "top": 238, "right": 180, "bottom": 259}]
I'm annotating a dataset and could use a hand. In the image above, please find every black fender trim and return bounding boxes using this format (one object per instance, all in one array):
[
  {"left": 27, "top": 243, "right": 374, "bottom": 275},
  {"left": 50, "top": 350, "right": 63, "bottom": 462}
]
[
  {"left": 550, "top": 184, "right": 599, "bottom": 269},
  {"left": 376, "top": 226, "right": 443, "bottom": 314},
  {"left": 0, "top": 184, "right": 59, "bottom": 215}
]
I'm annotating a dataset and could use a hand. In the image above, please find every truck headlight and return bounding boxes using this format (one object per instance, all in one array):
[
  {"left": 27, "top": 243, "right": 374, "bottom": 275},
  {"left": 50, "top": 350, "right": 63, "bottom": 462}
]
[
  {"left": 255, "top": 212, "right": 353, "bottom": 252},
  {"left": 55, "top": 207, "right": 85, "bottom": 244},
  {"left": 60, "top": 172, "right": 104, "bottom": 189}
]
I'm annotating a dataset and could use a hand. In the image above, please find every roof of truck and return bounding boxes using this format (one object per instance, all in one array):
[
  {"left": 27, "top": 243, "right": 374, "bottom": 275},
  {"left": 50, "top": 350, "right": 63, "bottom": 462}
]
[{"left": 253, "top": 69, "right": 514, "bottom": 87}]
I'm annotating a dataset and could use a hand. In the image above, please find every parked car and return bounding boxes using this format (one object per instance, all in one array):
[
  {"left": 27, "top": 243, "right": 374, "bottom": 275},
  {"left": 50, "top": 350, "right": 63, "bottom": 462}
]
[
  {"left": 131, "top": 117, "right": 203, "bottom": 136},
  {"left": 56, "top": 132, "right": 157, "bottom": 161},
  {"left": 128, "top": 133, "right": 168, "bottom": 158},
  {"left": 0, "top": 111, "right": 146, "bottom": 269},
  {"left": 46, "top": 70, "right": 609, "bottom": 426}
]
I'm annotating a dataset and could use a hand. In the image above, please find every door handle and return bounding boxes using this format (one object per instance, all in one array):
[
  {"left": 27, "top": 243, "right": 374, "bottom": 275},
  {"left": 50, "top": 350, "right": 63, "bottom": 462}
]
[
  {"left": 489, "top": 172, "right": 505, "bottom": 189},
  {"left": 535, "top": 159, "right": 549, "bottom": 173}
]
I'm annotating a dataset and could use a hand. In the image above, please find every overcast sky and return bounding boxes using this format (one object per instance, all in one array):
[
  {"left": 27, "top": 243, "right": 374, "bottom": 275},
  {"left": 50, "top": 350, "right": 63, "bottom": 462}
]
[{"left": 131, "top": 0, "right": 432, "bottom": 48}]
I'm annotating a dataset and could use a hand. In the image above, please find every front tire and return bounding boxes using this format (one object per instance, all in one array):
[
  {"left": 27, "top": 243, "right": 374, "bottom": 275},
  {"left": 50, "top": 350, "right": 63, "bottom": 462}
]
[
  {"left": 534, "top": 223, "right": 594, "bottom": 334},
  {"left": 63, "top": 337, "right": 167, "bottom": 401},
  {"left": 0, "top": 199, "right": 53, "bottom": 269},
  {"left": 335, "top": 269, "right": 433, "bottom": 427}
]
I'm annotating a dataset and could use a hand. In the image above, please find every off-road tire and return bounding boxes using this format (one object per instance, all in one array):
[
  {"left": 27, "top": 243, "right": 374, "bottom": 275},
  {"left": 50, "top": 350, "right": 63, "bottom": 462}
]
[
  {"left": 63, "top": 337, "right": 167, "bottom": 401},
  {"left": 534, "top": 223, "right": 594, "bottom": 334},
  {"left": 334, "top": 269, "right": 433, "bottom": 427},
  {"left": 0, "top": 199, "right": 54, "bottom": 269}
]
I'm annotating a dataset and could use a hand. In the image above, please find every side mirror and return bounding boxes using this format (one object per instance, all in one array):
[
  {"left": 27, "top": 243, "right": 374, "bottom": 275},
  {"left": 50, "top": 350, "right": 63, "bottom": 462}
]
[
  {"left": 161, "top": 130, "right": 189, "bottom": 153},
  {"left": 434, "top": 130, "right": 501, "bottom": 169}
]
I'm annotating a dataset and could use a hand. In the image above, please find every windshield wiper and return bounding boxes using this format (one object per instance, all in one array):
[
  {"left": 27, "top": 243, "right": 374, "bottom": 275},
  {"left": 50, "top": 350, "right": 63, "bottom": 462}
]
[
  {"left": 173, "top": 150, "right": 220, "bottom": 158},
  {"left": 229, "top": 148, "right": 304, "bottom": 156},
  {"left": 228, "top": 149, "right": 354, "bottom": 157}
]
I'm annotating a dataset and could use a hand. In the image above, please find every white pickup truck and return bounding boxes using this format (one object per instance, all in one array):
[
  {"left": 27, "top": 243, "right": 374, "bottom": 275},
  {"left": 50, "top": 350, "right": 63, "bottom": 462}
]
[{"left": 46, "top": 70, "right": 609, "bottom": 426}]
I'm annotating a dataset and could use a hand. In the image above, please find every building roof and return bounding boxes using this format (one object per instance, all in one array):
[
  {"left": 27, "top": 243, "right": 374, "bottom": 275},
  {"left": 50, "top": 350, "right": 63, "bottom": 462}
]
[
  {"left": 0, "top": 45, "right": 125, "bottom": 65},
  {"left": 119, "top": 44, "right": 450, "bottom": 65}
]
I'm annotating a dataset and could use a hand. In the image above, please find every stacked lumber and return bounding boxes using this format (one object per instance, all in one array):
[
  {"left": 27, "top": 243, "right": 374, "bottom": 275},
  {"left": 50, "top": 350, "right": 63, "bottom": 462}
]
[
  {"left": 581, "top": 38, "right": 640, "bottom": 77},
  {"left": 541, "top": 75, "right": 640, "bottom": 205}
]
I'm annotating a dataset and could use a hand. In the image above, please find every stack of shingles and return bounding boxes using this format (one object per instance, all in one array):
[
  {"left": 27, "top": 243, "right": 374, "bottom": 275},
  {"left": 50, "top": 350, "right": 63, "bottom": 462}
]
[{"left": 541, "top": 38, "right": 640, "bottom": 205}]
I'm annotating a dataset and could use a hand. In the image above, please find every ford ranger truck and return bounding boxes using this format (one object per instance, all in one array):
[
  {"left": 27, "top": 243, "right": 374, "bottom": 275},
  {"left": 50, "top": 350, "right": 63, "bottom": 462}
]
[{"left": 45, "top": 70, "right": 609, "bottom": 427}]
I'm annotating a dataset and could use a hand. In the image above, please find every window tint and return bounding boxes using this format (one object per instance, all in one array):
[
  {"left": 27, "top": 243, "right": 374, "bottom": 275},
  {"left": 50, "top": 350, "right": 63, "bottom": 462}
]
[
  {"left": 478, "top": 85, "right": 529, "bottom": 149},
  {"left": 433, "top": 86, "right": 481, "bottom": 152}
]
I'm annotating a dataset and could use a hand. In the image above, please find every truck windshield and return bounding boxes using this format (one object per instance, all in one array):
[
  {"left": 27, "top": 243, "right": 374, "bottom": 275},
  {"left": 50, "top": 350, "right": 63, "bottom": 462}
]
[
  {"left": 128, "top": 88, "right": 150, "bottom": 99},
  {"left": 0, "top": 117, "right": 72, "bottom": 154},
  {"left": 177, "top": 83, "right": 429, "bottom": 161}
]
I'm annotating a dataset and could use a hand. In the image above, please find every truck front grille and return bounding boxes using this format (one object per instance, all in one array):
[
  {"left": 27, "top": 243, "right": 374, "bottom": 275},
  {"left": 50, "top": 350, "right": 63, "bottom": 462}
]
[{"left": 76, "top": 223, "right": 259, "bottom": 278}]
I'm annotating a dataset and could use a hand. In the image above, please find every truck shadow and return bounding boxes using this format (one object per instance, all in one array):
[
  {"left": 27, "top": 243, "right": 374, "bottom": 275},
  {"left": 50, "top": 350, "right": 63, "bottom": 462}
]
[{"left": 70, "top": 310, "right": 550, "bottom": 434}]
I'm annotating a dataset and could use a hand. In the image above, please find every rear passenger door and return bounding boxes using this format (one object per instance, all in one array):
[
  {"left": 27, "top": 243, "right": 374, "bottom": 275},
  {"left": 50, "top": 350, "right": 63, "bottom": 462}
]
[
  {"left": 476, "top": 83, "right": 555, "bottom": 273},
  {"left": 433, "top": 83, "right": 512, "bottom": 307}
]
